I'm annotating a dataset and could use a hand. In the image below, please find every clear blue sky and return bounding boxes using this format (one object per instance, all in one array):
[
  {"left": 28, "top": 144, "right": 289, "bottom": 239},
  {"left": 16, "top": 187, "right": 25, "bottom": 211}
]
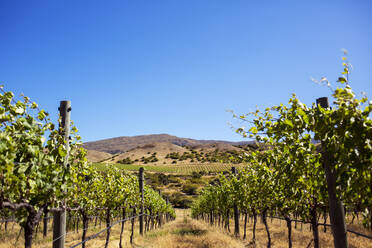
[{"left": 1, "top": 0, "right": 371, "bottom": 142}]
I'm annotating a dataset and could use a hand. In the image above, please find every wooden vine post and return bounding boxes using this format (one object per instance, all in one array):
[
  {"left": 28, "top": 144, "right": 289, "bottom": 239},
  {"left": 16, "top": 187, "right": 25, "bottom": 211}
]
[
  {"left": 139, "top": 167, "right": 144, "bottom": 235},
  {"left": 158, "top": 189, "right": 162, "bottom": 227},
  {"left": 166, "top": 197, "right": 169, "bottom": 222},
  {"left": 53, "top": 100, "right": 71, "bottom": 248},
  {"left": 43, "top": 209, "right": 48, "bottom": 237},
  {"left": 316, "top": 97, "right": 348, "bottom": 248},
  {"left": 232, "top": 167, "right": 240, "bottom": 237}
]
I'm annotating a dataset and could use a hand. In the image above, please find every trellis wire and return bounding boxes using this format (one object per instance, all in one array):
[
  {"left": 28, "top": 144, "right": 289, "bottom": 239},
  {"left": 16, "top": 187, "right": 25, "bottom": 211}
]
[
  {"left": 268, "top": 216, "right": 372, "bottom": 240},
  {"left": 69, "top": 213, "right": 161, "bottom": 248}
]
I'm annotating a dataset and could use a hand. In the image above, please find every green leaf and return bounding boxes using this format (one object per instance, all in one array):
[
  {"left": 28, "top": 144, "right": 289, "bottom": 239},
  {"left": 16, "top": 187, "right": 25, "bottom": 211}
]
[
  {"left": 38, "top": 110, "right": 46, "bottom": 120},
  {"left": 249, "top": 126, "right": 258, "bottom": 134},
  {"left": 284, "top": 119, "right": 293, "bottom": 127},
  {"left": 58, "top": 145, "right": 67, "bottom": 157},
  {"left": 337, "top": 77, "right": 347, "bottom": 83}
]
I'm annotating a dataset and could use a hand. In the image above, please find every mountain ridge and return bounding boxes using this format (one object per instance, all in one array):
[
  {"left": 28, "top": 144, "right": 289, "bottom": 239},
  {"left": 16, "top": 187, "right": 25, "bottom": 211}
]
[{"left": 83, "top": 133, "right": 253, "bottom": 155}]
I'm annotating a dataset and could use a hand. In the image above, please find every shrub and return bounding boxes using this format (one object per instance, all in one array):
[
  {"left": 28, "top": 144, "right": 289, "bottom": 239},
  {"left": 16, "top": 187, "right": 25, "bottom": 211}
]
[
  {"left": 118, "top": 157, "right": 133, "bottom": 164},
  {"left": 191, "top": 171, "right": 202, "bottom": 179},
  {"left": 182, "top": 184, "right": 198, "bottom": 195},
  {"left": 170, "top": 192, "right": 193, "bottom": 208}
]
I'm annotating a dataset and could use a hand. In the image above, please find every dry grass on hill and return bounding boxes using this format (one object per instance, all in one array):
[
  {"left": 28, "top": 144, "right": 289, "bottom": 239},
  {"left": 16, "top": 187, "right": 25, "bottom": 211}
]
[
  {"left": 190, "top": 143, "right": 242, "bottom": 153},
  {"left": 86, "top": 149, "right": 112, "bottom": 162},
  {"left": 83, "top": 134, "right": 201, "bottom": 154},
  {"left": 111, "top": 142, "right": 190, "bottom": 164},
  {"left": 104, "top": 142, "right": 246, "bottom": 166},
  {"left": 83, "top": 133, "right": 252, "bottom": 165},
  {"left": 83, "top": 133, "right": 251, "bottom": 155}
]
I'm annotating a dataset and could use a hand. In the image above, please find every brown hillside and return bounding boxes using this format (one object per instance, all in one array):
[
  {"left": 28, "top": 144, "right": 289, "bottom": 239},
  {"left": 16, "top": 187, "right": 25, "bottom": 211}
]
[
  {"left": 190, "top": 143, "right": 241, "bottom": 152},
  {"left": 110, "top": 142, "right": 190, "bottom": 164},
  {"left": 106, "top": 142, "right": 248, "bottom": 165},
  {"left": 83, "top": 133, "right": 253, "bottom": 154},
  {"left": 86, "top": 150, "right": 112, "bottom": 162}
]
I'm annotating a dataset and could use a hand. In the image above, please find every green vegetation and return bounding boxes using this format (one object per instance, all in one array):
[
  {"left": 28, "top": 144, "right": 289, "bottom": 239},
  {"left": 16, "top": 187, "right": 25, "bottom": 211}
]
[
  {"left": 182, "top": 184, "right": 199, "bottom": 195},
  {"left": 192, "top": 55, "right": 372, "bottom": 247},
  {"left": 117, "top": 157, "right": 134, "bottom": 164},
  {"left": 172, "top": 227, "right": 207, "bottom": 236},
  {"left": 0, "top": 87, "right": 175, "bottom": 248},
  {"left": 164, "top": 149, "right": 250, "bottom": 164},
  {"left": 117, "top": 153, "right": 159, "bottom": 165}
]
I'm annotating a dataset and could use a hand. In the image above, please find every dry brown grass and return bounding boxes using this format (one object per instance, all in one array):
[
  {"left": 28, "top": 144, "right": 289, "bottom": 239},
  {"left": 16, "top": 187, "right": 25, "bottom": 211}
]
[
  {"left": 88, "top": 138, "right": 244, "bottom": 166},
  {"left": 0, "top": 216, "right": 145, "bottom": 248},
  {"left": 207, "top": 214, "right": 372, "bottom": 248},
  {"left": 86, "top": 150, "right": 112, "bottom": 162},
  {"left": 0, "top": 209, "right": 245, "bottom": 248},
  {"left": 111, "top": 142, "right": 190, "bottom": 165},
  {"left": 108, "top": 142, "right": 242, "bottom": 166},
  {"left": 83, "top": 134, "right": 245, "bottom": 156},
  {"left": 1, "top": 210, "right": 371, "bottom": 248},
  {"left": 139, "top": 209, "right": 244, "bottom": 248}
]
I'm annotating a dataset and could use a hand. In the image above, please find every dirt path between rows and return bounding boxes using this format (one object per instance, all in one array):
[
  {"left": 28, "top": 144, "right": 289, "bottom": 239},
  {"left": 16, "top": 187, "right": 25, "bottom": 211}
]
[{"left": 132, "top": 209, "right": 245, "bottom": 248}]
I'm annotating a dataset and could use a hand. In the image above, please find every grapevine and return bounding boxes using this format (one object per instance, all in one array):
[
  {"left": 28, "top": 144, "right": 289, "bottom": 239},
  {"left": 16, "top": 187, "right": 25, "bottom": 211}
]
[
  {"left": 192, "top": 55, "right": 371, "bottom": 247},
  {"left": 0, "top": 86, "right": 175, "bottom": 248}
]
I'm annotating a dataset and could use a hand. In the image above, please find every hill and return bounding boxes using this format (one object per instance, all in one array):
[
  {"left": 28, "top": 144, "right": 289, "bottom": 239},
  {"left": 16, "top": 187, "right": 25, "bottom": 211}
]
[
  {"left": 83, "top": 134, "right": 254, "bottom": 163},
  {"left": 85, "top": 150, "right": 112, "bottom": 163},
  {"left": 83, "top": 134, "right": 253, "bottom": 154}
]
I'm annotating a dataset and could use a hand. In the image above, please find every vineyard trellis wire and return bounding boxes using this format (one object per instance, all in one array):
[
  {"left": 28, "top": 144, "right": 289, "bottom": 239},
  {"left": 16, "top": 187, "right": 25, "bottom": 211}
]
[
  {"left": 68, "top": 212, "right": 164, "bottom": 248},
  {"left": 0, "top": 209, "right": 173, "bottom": 247},
  {"left": 267, "top": 216, "right": 372, "bottom": 240}
]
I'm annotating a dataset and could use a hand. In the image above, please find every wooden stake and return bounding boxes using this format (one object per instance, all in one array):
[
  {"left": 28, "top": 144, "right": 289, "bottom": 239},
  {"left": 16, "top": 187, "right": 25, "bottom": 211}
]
[
  {"left": 53, "top": 101, "right": 71, "bottom": 248},
  {"left": 139, "top": 167, "right": 144, "bottom": 235},
  {"left": 232, "top": 167, "right": 240, "bottom": 237},
  {"left": 316, "top": 97, "right": 348, "bottom": 248}
]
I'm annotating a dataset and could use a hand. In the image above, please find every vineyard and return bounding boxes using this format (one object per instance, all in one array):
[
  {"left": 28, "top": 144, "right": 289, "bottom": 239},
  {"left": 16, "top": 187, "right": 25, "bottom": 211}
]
[
  {"left": 1, "top": 55, "right": 371, "bottom": 248},
  {"left": 191, "top": 57, "right": 372, "bottom": 248},
  {"left": 0, "top": 86, "right": 175, "bottom": 248},
  {"left": 93, "top": 162, "right": 246, "bottom": 174}
]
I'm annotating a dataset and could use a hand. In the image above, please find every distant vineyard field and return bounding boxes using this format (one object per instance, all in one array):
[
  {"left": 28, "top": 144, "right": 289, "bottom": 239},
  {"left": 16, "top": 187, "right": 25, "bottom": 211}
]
[{"left": 92, "top": 162, "right": 247, "bottom": 174}]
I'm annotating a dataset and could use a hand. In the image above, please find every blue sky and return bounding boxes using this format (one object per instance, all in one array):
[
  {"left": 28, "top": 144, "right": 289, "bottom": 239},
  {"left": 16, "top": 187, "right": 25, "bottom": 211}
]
[{"left": 1, "top": 0, "right": 371, "bottom": 142}]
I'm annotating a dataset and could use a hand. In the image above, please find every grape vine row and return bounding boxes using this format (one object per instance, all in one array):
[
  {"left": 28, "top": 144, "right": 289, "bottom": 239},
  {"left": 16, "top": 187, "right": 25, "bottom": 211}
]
[
  {"left": 0, "top": 86, "right": 175, "bottom": 248},
  {"left": 192, "top": 55, "right": 371, "bottom": 248}
]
